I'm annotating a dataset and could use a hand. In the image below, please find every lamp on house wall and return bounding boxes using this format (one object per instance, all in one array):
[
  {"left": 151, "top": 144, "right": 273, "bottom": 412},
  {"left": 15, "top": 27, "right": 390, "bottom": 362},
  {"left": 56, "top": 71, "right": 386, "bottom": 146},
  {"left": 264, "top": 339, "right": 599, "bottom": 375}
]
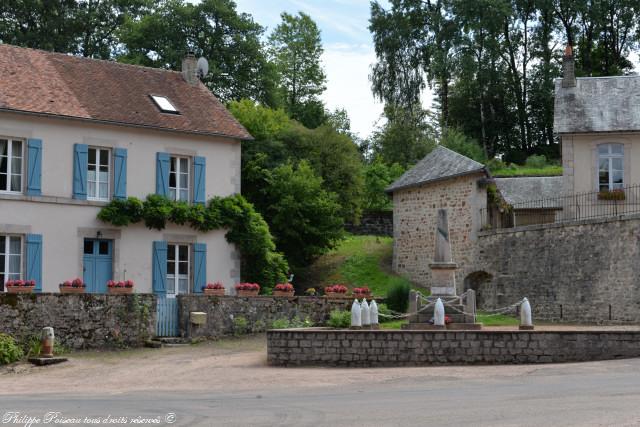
[{"left": 96, "top": 231, "right": 103, "bottom": 239}]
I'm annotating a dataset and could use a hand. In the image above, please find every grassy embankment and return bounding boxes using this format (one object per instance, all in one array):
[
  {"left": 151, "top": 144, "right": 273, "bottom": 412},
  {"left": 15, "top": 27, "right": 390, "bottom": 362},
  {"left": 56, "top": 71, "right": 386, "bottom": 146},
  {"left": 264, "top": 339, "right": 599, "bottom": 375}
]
[{"left": 300, "top": 235, "right": 519, "bottom": 328}]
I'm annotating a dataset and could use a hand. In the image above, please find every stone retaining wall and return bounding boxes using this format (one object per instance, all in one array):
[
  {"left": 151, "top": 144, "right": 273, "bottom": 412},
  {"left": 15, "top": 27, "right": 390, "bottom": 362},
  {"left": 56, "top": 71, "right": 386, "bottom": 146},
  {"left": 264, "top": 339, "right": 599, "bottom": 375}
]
[
  {"left": 475, "top": 214, "right": 640, "bottom": 323},
  {"left": 178, "top": 296, "right": 355, "bottom": 339},
  {"left": 267, "top": 329, "right": 640, "bottom": 366},
  {"left": 345, "top": 210, "right": 393, "bottom": 237},
  {"left": 0, "top": 293, "right": 156, "bottom": 349}
]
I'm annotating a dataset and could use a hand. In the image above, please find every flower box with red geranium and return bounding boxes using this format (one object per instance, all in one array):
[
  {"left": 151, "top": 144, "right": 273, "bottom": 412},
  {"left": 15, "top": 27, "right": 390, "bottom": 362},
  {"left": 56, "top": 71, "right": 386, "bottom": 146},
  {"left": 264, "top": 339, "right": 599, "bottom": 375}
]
[
  {"left": 5, "top": 280, "right": 36, "bottom": 294},
  {"left": 235, "top": 283, "right": 260, "bottom": 297},
  {"left": 107, "top": 280, "right": 134, "bottom": 295},
  {"left": 59, "top": 278, "right": 86, "bottom": 294},
  {"left": 353, "top": 286, "right": 371, "bottom": 299},
  {"left": 324, "top": 284, "right": 349, "bottom": 298},
  {"left": 203, "top": 282, "right": 226, "bottom": 296},
  {"left": 273, "top": 283, "right": 295, "bottom": 297}
]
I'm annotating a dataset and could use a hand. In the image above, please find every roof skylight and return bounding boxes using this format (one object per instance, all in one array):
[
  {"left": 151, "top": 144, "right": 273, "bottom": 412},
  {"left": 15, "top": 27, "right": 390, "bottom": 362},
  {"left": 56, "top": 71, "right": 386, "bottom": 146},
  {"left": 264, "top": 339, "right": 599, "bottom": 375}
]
[{"left": 150, "top": 95, "right": 179, "bottom": 114}]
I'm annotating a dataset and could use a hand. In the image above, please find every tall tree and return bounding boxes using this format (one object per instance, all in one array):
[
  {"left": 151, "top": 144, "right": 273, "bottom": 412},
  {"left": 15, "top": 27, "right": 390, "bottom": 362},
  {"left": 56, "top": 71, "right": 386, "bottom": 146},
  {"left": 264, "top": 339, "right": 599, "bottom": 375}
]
[
  {"left": 118, "top": 0, "right": 278, "bottom": 105},
  {"left": 0, "top": 0, "right": 148, "bottom": 58},
  {"left": 268, "top": 12, "right": 327, "bottom": 127}
]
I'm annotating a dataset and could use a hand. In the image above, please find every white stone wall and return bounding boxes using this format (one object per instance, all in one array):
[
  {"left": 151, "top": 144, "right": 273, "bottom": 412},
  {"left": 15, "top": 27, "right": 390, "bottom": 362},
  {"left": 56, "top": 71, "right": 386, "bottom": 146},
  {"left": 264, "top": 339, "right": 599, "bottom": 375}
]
[
  {"left": 0, "top": 113, "right": 241, "bottom": 292},
  {"left": 391, "top": 173, "right": 486, "bottom": 290}
]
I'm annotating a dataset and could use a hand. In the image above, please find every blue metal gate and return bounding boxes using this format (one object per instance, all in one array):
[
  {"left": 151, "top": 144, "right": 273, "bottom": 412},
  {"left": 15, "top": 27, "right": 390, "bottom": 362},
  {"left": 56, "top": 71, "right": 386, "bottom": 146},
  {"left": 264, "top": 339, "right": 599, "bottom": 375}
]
[{"left": 156, "top": 296, "right": 179, "bottom": 337}]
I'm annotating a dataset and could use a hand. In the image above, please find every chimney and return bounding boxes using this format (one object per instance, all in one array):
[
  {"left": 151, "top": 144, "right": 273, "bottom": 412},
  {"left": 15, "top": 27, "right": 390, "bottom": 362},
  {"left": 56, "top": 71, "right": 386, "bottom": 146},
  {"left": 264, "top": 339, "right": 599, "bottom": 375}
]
[
  {"left": 181, "top": 51, "right": 198, "bottom": 85},
  {"left": 562, "top": 44, "right": 576, "bottom": 88}
]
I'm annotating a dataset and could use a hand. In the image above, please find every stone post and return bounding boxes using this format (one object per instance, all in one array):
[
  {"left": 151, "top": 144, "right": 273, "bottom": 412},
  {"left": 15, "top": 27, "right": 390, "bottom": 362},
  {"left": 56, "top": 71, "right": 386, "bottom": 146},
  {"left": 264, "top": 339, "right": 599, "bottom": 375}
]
[
  {"left": 350, "top": 299, "right": 361, "bottom": 328},
  {"left": 465, "top": 289, "right": 477, "bottom": 323},
  {"left": 40, "top": 327, "right": 54, "bottom": 358},
  {"left": 434, "top": 298, "right": 445, "bottom": 327},
  {"left": 519, "top": 298, "right": 534, "bottom": 330}
]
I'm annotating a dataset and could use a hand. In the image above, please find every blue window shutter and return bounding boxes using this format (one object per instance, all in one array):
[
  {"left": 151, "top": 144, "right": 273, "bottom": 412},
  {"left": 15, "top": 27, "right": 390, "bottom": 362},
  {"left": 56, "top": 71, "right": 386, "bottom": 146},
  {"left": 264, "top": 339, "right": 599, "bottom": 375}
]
[
  {"left": 113, "top": 148, "right": 128, "bottom": 200},
  {"left": 193, "top": 156, "right": 206, "bottom": 205},
  {"left": 152, "top": 241, "right": 167, "bottom": 294},
  {"left": 156, "top": 152, "right": 170, "bottom": 197},
  {"left": 26, "top": 138, "right": 42, "bottom": 196},
  {"left": 73, "top": 144, "right": 88, "bottom": 200},
  {"left": 193, "top": 243, "right": 206, "bottom": 293},
  {"left": 25, "top": 234, "right": 43, "bottom": 292}
]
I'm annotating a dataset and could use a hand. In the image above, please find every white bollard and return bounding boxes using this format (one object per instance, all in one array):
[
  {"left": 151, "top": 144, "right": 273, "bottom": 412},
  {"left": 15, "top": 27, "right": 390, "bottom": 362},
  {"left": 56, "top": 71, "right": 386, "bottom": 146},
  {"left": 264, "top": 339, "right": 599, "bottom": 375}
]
[
  {"left": 361, "top": 298, "right": 371, "bottom": 326},
  {"left": 351, "top": 299, "right": 362, "bottom": 328},
  {"left": 434, "top": 298, "right": 445, "bottom": 326},
  {"left": 369, "top": 300, "right": 379, "bottom": 327},
  {"left": 520, "top": 297, "right": 533, "bottom": 330}
]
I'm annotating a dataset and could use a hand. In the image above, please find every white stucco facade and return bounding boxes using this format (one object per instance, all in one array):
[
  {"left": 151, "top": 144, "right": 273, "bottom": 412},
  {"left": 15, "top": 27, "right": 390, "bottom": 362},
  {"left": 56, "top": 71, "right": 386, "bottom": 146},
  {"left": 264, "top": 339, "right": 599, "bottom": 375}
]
[{"left": 0, "top": 112, "right": 241, "bottom": 293}]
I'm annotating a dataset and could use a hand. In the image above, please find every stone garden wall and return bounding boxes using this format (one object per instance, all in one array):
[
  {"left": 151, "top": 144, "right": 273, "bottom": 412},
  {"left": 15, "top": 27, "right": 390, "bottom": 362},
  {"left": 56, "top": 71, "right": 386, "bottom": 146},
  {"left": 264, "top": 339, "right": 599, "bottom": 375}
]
[
  {"left": 268, "top": 329, "right": 640, "bottom": 367},
  {"left": 178, "top": 296, "right": 354, "bottom": 339},
  {"left": 474, "top": 214, "right": 640, "bottom": 323},
  {"left": 345, "top": 210, "right": 393, "bottom": 237},
  {"left": 0, "top": 293, "right": 156, "bottom": 349}
]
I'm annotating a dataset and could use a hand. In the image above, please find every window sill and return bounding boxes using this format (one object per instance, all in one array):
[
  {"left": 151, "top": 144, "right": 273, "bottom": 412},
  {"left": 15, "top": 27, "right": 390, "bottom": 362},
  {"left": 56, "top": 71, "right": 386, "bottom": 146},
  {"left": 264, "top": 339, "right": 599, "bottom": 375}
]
[{"left": 0, "top": 193, "right": 109, "bottom": 207}]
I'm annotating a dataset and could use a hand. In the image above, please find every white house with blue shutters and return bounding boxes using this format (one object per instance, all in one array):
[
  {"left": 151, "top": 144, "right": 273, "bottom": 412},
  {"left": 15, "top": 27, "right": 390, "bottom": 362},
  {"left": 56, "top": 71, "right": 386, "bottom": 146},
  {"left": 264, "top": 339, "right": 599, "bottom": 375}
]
[{"left": 0, "top": 44, "right": 252, "bottom": 296}]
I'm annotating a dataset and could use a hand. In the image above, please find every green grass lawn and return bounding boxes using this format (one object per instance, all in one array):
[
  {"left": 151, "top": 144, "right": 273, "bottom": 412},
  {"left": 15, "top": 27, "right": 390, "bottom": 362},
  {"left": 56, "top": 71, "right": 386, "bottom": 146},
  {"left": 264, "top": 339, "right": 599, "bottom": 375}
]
[
  {"left": 297, "top": 235, "right": 414, "bottom": 297},
  {"left": 490, "top": 165, "right": 562, "bottom": 177},
  {"left": 476, "top": 312, "right": 519, "bottom": 326},
  {"left": 379, "top": 320, "right": 408, "bottom": 329}
]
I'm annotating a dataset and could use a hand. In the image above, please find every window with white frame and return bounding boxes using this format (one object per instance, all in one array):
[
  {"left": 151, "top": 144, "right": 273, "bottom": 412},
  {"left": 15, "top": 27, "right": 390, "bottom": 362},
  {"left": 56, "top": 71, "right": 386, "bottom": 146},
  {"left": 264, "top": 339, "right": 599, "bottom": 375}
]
[
  {"left": 88, "top": 147, "right": 111, "bottom": 201},
  {"left": 0, "top": 235, "right": 22, "bottom": 286},
  {"left": 598, "top": 143, "right": 624, "bottom": 191},
  {"left": 169, "top": 156, "right": 190, "bottom": 201},
  {"left": 166, "top": 244, "right": 190, "bottom": 296},
  {"left": 0, "top": 138, "right": 23, "bottom": 193}
]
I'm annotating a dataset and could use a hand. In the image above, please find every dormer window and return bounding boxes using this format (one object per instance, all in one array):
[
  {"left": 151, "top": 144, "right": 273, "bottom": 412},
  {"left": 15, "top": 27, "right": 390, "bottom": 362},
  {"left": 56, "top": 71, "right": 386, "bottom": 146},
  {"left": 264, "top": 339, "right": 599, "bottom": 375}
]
[{"left": 150, "top": 95, "right": 179, "bottom": 114}]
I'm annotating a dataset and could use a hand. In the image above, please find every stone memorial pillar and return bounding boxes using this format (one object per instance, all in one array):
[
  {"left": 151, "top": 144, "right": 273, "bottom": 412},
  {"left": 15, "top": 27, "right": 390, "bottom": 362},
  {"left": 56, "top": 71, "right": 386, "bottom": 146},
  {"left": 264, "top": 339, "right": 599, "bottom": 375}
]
[{"left": 429, "top": 209, "right": 458, "bottom": 296}]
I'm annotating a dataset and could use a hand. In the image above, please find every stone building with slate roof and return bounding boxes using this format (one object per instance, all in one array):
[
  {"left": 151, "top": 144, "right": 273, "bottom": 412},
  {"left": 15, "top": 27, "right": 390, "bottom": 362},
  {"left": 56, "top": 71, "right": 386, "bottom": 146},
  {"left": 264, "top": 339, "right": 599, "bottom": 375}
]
[
  {"left": 555, "top": 45, "right": 640, "bottom": 196},
  {"left": 0, "top": 44, "right": 250, "bottom": 296},
  {"left": 386, "top": 146, "right": 489, "bottom": 289}
]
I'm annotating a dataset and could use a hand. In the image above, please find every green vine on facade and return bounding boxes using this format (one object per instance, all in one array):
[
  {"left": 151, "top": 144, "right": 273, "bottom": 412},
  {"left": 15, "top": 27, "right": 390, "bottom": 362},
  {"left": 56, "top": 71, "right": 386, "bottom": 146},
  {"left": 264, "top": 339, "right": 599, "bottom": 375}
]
[{"left": 97, "top": 194, "right": 289, "bottom": 289}]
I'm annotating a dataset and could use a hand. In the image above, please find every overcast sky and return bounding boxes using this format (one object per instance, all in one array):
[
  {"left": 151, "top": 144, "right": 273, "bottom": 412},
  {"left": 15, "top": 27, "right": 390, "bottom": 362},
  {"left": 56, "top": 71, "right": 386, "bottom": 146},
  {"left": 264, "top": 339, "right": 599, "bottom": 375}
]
[{"left": 234, "top": 0, "right": 433, "bottom": 139}]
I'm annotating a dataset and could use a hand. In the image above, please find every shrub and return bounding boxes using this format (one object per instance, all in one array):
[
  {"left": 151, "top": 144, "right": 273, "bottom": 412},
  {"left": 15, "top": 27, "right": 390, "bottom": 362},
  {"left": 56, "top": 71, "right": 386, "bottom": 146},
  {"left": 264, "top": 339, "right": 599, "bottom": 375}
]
[
  {"left": 327, "top": 310, "right": 351, "bottom": 328},
  {"left": 235, "top": 283, "right": 260, "bottom": 292},
  {"left": 385, "top": 282, "right": 410, "bottom": 313},
  {"left": 376, "top": 303, "right": 392, "bottom": 323},
  {"left": 274, "top": 283, "right": 294, "bottom": 292},
  {"left": 524, "top": 154, "right": 547, "bottom": 169},
  {"left": 233, "top": 316, "right": 249, "bottom": 336},
  {"left": 0, "top": 334, "right": 23, "bottom": 365},
  {"left": 270, "top": 316, "right": 314, "bottom": 329}
]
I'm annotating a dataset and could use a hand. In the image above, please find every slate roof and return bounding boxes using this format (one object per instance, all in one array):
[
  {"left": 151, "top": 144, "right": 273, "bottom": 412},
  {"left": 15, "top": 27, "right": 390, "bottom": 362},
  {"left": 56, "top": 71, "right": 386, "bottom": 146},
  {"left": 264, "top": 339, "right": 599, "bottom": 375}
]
[
  {"left": 0, "top": 43, "right": 251, "bottom": 139},
  {"left": 554, "top": 75, "right": 640, "bottom": 134},
  {"left": 386, "top": 146, "right": 486, "bottom": 193},
  {"left": 494, "top": 176, "right": 563, "bottom": 208}
]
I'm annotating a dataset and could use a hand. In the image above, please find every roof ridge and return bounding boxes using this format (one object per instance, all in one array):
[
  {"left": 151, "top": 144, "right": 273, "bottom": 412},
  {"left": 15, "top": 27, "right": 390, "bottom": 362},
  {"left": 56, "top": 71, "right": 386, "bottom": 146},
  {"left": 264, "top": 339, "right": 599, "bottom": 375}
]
[{"left": 0, "top": 43, "right": 182, "bottom": 75}]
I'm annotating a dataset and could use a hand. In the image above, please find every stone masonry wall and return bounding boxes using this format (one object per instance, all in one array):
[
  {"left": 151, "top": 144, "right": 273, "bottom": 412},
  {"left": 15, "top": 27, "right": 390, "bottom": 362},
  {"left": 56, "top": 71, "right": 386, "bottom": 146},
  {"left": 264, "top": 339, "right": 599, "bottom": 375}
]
[
  {"left": 345, "top": 210, "right": 393, "bottom": 237},
  {"left": 0, "top": 293, "right": 156, "bottom": 349},
  {"left": 268, "top": 329, "right": 640, "bottom": 367},
  {"left": 475, "top": 215, "right": 640, "bottom": 323},
  {"left": 392, "top": 173, "right": 487, "bottom": 289},
  {"left": 178, "top": 296, "right": 355, "bottom": 338}
]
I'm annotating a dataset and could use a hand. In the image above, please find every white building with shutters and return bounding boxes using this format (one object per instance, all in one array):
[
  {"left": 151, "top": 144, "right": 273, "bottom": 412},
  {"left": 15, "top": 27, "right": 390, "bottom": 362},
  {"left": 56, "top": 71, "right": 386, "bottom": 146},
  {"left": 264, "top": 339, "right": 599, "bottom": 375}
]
[{"left": 0, "top": 44, "right": 251, "bottom": 295}]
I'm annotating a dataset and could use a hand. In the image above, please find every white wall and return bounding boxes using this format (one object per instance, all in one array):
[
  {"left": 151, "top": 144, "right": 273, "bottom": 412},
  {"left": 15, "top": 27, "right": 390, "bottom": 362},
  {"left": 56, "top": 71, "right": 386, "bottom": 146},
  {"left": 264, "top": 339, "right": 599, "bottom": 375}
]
[{"left": 0, "top": 113, "right": 242, "bottom": 292}]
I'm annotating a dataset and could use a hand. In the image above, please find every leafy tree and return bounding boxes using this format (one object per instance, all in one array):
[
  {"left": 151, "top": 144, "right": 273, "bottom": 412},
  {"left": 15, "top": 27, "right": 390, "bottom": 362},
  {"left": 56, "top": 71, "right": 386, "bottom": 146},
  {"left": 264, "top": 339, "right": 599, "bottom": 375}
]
[
  {"left": 440, "top": 128, "right": 485, "bottom": 163},
  {"left": 279, "top": 123, "right": 364, "bottom": 222},
  {"left": 268, "top": 11, "right": 327, "bottom": 127},
  {"left": 250, "top": 160, "right": 344, "bottom": 267},
  {"left": 118, "top": 0, "right": 279, "bottom": 105},
  {"left": 369, "top": 0, "right": 640, "bottom": 163},
  {"left": 368, "top": 105, "right": 437, "bottom": 168},
  {"left": 362, "top": 159, "right": 405, "bottom": 211},
  {"left": 0, "top": 0, "right": 149, "bottom": 58}
]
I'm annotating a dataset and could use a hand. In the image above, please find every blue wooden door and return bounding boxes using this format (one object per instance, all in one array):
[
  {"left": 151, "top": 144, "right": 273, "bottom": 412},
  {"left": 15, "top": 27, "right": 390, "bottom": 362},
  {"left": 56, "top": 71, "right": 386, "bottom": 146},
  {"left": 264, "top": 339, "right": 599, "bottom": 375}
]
[
  {"left": 156, "top": 296, "right": 179, "bottom": 337},
  {"left": 83, "top": 239, "right": 113, "bottom": 293}
]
